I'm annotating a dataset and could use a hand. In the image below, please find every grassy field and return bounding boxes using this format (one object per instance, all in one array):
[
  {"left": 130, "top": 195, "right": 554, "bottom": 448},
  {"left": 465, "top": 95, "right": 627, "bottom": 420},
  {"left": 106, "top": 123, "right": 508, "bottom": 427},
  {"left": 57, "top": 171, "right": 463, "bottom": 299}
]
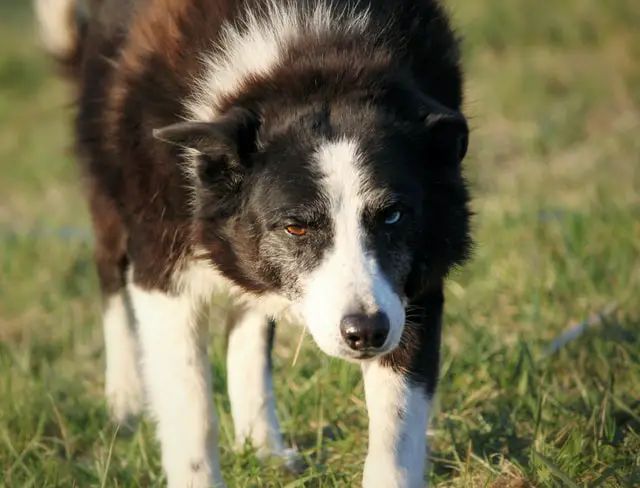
[{"left": 1, "top": 0, "right": 639, "bottom": 486}]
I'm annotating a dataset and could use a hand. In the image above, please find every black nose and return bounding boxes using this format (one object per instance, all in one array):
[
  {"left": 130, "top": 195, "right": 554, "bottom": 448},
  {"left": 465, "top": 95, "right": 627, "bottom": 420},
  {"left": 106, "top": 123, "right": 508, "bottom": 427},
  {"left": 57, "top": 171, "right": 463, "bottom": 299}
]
[{"left": 340, "top": 312, "right": 390, "bottom": 351}]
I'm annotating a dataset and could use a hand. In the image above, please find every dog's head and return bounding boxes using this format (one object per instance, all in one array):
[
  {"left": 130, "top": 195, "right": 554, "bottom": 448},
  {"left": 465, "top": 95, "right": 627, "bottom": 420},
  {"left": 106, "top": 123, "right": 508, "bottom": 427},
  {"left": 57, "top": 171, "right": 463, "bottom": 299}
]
[{"left": 154, "top": 91, "right": 471, "bottom": 361}]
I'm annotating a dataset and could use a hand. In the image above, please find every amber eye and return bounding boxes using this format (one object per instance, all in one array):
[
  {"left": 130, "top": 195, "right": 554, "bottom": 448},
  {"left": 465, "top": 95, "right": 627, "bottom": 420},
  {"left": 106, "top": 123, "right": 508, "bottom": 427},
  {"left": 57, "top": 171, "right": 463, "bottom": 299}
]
[{"left": 285, "top": 224, "right": 308, "bottom": 236}]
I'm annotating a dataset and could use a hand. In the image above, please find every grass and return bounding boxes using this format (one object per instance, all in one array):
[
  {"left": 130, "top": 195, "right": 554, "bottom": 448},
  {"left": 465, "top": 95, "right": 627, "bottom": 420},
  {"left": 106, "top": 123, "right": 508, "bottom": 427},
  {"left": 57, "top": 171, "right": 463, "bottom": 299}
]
[{"left": 1, "top": 0, "right": 639, "bottom": 486}]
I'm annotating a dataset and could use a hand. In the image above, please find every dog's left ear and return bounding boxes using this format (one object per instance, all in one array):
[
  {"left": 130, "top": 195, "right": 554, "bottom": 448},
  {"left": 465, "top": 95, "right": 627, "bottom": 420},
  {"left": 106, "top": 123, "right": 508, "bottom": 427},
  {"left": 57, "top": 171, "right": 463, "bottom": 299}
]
[{"left": 420, "top": 98, "right": 469, "bottom": 164}]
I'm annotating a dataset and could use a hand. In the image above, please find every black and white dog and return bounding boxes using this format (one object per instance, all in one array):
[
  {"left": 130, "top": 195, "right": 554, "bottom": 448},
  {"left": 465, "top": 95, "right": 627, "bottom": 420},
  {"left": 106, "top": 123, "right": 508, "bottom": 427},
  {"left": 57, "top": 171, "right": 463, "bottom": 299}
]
[{"left": 36, "top": 0, "right": 472, "bottom": 485}]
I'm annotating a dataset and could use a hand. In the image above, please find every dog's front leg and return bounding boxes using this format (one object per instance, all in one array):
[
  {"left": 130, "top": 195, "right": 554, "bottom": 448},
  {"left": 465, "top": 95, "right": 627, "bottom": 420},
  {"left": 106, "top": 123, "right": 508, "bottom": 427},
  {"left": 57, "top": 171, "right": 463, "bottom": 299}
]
[
  {"left": 361, "top": 288, "right": 443, "bottom": 488},
  {"left": 129, "top": 279, "right": 226, "bottom": 488}
]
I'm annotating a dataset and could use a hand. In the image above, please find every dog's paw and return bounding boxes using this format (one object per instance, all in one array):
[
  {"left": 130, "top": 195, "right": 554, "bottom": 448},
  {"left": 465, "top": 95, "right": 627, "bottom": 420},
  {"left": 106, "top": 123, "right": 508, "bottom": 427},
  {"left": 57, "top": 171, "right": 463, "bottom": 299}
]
[
  {"left": 279, "top": 447, "right": 308, "bottom": 475},
  {"left": 251, "top": 445, "right": 307, "bottom": 475},
  {"left": 106, "top": 388, "right": 143, "bottom": 434}
]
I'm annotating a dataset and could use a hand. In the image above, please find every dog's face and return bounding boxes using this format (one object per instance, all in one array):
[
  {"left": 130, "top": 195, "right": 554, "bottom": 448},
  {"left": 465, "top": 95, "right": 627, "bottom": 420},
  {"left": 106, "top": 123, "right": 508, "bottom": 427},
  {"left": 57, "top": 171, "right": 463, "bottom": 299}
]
[{"left": 154, "top": 96, "right": 470, "bottom": 361}]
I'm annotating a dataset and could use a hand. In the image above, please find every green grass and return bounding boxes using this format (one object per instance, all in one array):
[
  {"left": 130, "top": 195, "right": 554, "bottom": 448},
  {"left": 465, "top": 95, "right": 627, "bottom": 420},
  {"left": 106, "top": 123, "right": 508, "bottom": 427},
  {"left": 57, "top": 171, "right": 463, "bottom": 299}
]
[{"left": 1, "top": 0, "right": 639, "bottom": 486}]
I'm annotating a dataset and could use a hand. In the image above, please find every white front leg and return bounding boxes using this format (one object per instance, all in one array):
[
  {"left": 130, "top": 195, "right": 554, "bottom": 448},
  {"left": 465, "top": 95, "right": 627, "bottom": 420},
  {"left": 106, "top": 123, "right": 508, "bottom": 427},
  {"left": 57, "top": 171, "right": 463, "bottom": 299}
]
[
  {"left": 361, "top": 360, "right": 431, "bottom": 488},
  {"left": 227, "top": 309, "right": 287, "bottom": 456},
  {"left": 129, "top": 283, "right": 225, "bottom": 488}
]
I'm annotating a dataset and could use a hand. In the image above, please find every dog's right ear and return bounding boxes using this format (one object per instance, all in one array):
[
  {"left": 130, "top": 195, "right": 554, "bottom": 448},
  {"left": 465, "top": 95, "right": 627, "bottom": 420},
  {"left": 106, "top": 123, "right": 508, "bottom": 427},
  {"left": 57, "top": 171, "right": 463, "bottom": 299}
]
[{"left": 153, "top": 107, "right": 260, "bottom": 181}]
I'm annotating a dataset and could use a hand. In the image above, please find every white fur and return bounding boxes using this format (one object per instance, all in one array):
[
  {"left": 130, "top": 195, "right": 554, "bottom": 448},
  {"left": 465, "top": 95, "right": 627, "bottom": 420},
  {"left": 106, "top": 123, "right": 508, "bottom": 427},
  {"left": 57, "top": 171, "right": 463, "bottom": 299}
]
[
  {"left": 103, "top": 291, "right": 144, "bottom": 426},
  {"left": 34, "top": 0, "right": 77, "bottom": 58},
  {"left": 128, "top": 273, "right": 225, "bottom": 488},
  {"left": 301, "top": 139, "right": 405, "bottom": 359},
  {"left": 362, "top": 361, "right": 431, "bottom": 488},
  {"left": 189, "top": 250, "right": 300, "bottom": 322},
  {"left": 227, "top": 309, "right": 291, "bottom": 460},
  {"left": 186, "top": 0, "right": 371, "bottom": 121},
  {"left": 174, "top": 254, "right": 230, "bottom": 300}
]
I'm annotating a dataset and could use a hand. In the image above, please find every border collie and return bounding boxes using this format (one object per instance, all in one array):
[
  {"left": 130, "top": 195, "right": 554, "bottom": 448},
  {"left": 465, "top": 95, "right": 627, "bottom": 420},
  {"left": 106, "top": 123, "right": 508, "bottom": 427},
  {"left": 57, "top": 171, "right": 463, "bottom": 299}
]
[{"left": 35, "top": 0, "right": 472, "bottom": 486}]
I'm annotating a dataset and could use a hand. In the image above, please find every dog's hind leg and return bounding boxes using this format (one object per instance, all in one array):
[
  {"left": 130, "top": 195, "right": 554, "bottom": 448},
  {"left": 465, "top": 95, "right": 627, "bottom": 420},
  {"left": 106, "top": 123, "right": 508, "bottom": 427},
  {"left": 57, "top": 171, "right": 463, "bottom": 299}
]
[
  {"left": 226, "top": 307, "right": 300, "bottom": 470},
  {"left": 90, "top": 192, "right": 144, "bottom": 429}
]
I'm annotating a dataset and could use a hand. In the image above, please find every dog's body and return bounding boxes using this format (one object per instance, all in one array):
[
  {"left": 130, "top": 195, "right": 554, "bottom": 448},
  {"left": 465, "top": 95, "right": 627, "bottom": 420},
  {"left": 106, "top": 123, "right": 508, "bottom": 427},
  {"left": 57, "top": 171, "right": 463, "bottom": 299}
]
[{"left": 36, "top": 0, "right": 472, "bottom": 486}]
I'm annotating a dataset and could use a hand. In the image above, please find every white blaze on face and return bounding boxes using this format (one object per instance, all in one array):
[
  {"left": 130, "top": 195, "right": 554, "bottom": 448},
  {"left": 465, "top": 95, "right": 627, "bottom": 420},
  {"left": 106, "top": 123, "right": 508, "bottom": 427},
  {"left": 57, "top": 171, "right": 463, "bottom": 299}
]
[{"left": 301, "top": 139, "right": 405, "bottom": 359}]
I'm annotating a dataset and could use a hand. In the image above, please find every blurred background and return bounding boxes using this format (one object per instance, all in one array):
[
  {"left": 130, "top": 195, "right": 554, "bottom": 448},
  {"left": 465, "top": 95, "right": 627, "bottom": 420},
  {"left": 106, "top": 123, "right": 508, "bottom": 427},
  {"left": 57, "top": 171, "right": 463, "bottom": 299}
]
[{"left": 0, "top": 0, "right": 638, "bottom": 486}]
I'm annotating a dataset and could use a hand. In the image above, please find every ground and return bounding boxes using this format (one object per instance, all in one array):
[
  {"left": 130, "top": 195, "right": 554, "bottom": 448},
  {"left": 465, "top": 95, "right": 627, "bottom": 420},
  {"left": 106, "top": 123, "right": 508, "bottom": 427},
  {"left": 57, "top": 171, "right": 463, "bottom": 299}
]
[{"left": 0, "top": 0, "right": 639, "bottom": 486}]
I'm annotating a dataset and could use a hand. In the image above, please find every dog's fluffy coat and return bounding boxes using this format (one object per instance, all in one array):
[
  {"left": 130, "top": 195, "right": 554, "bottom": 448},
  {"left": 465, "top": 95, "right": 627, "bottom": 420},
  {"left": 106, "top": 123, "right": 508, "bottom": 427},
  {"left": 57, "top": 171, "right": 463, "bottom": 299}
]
[{"left": 36, "top": 0, "right": 472, "bottom": 486}]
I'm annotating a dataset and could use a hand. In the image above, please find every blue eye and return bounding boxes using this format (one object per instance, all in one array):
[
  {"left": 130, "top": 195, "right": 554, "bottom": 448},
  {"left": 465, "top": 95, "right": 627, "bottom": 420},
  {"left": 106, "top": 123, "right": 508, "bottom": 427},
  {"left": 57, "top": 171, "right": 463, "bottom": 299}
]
[{"left": 383, "top": 209, "right": 403, "bottom": 225}]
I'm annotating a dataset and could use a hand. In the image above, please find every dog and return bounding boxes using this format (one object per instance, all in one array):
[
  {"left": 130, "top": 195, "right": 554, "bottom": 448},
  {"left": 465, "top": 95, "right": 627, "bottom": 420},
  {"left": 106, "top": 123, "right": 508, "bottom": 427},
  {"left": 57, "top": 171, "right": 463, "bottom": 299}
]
[{"left": 35, "top": 0, "right": 472, "bottom": 486}]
